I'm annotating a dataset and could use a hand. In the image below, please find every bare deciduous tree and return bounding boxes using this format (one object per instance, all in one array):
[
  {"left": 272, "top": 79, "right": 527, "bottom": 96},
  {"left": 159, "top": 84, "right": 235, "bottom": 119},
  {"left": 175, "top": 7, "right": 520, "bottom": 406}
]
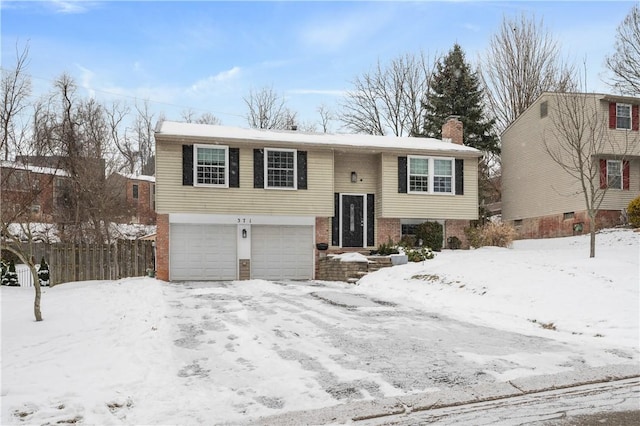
[
  {"left": 543, "top": 92, "right": 634, "bottom": 258},
  {"left": 339, "top": 51, "right": 438, "bottom": 136},
  {"left": 181, "top": 109, "right": 222, "bottom": 125},
  {"left": 480, "top": 13, "right": 575, "bottom": 133},
  {"left": 317, "top": 104, "right": 333, "bottom": 133},
  {"left": 605, "top": 4, "right": 640, "bottom": 96},
  {"left": 244, "top": 86, "right": 297, "bottom": 130},
  {"left": 1, "top": 41, "right": 32, "bottom": 160}
]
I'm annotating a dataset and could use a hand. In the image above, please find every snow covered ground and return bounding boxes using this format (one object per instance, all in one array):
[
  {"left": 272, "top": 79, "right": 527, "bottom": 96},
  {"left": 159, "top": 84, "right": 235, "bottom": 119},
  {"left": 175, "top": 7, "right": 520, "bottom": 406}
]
[{"left": 1, "top": 228, "right": 638, "bottom": 425}]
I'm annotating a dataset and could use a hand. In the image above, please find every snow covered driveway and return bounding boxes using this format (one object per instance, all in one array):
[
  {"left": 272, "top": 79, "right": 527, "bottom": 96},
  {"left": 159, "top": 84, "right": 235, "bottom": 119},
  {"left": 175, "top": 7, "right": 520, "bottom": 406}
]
[{"left": 2, "top": 229, "right": 637, "bottom": 425}]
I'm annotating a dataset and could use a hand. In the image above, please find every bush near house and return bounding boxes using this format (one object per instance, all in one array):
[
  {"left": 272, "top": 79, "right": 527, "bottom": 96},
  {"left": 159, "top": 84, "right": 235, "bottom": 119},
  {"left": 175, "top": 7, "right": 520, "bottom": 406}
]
[
  {"left": 3, "top": 261, "right": 19, "bottom": 286},
  {"left": 38, "top": 257, "right": 50, "bottom": 287},
  {"left": 0, "top": 259, "right": 7, "bottom": 283},
  {"left": 415, "top": 221, "right": 444, "bottom": 252},
  {"left": 465, "top": 221, "right": 517, "bottom": 248},
  {"left": 628, "top": 196, "right": 640, "bottom": 228}
]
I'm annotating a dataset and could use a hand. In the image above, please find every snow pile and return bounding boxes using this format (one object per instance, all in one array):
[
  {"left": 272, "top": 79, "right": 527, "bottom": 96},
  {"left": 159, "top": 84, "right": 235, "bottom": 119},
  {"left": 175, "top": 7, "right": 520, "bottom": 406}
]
[{"left": 329, "top": 252, "right": 370, "bottom": 262}]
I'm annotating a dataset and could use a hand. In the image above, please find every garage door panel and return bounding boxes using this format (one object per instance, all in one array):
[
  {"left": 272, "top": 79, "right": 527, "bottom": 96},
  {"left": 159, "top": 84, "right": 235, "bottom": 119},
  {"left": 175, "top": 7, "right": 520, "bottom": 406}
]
[
  {"left": 170, "top": 224, "right": 236, "bottom": 281},
  {"left": 252, "top": 225, "right": 313, "bottom": 280}
]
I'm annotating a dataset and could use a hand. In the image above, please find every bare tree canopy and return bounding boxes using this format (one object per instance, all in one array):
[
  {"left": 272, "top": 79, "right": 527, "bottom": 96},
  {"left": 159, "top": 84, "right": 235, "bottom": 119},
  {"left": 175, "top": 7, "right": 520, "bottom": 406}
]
[
  {"left": 244, "top": 86, "right": 297, "bottom": 130},
  {"left": 181, "top": 109, "right": 222, "bottom": 125},
  {"left": 480, "top": 13, "right": 576, "bottom": 132},
  {"left": 605, "top": 4, "right": 640, "bottom": 96},
  {"left": 1, "top": 41, "right": 32, "bottom": 160},
  {"left": 339, "top": 52, "right": 438, "bottom": 136}
]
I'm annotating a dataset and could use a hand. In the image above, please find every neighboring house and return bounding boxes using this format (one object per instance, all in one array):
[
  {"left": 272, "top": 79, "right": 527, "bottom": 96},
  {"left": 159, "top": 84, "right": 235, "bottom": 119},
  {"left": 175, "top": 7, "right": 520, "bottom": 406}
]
[
  {"left": 502, "top": 92, "right": 640, "bottom": 239},
  {"left": 110, "top": 173, "right": 156, "bottom": 225},
  {"left": 0, "top": 160, "right": 71, "bottom": 223},
  {"left": 154, "top": 117, "right": 482, "bottom": 281}
]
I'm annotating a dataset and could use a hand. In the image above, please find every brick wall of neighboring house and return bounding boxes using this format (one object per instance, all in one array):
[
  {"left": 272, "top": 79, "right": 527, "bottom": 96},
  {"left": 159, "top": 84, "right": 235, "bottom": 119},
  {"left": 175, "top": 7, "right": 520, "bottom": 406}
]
[
  {"left": 444, "top": 219, "right": 471, "bottom": 249},
  {"left": 512, "top": 209, "right": 626, "bottom": 239},
  {"left": 314, "top": 217, "right": 331, "bottom": 279},
  {"left": 127, "top": 180, "right": 156, "bottom": 225},
  {"left": 0, "top": 166, "right": 61, "bottom": 223},
  {"left": 156, "top": 214, "right": 169, "bottom": 281},
  {"left": 377, "top": 218, "right": 401, "bottom": 245}
]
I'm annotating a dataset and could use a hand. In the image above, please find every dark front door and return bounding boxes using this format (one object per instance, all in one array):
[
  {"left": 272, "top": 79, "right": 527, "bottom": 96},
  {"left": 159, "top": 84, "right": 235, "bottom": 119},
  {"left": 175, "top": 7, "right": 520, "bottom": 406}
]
[{"left": 342, "top": 194, "right": 364, "bottom": 247}]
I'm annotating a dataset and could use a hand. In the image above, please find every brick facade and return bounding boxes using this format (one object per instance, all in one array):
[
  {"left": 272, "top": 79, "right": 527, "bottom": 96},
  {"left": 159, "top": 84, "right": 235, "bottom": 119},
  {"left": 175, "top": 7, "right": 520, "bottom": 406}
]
[
  {"left": 155, "top": 214, "right": 169, "bottom": 281},
  {"left": 376, "top": 218, "right": 401, "bottom": 245},
  {"left": 512, "top": 209, "right": 626, "bottom": 240},
  {"left": 314, "top": 217, "right": 331, "bottom": 279},
  {"left": 444, "top": 219, "right": 471, "bottom": 249},
  {"left": 126, "top": 179, "right": 156, "bottom": 225}
]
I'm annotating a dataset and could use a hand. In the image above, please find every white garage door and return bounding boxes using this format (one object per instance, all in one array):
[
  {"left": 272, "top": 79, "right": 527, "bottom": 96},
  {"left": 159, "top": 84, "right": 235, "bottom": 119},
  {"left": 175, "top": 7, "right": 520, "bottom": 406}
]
[
  {"left": 170, "top": 224, "right": 237, "bottom": 281},
  {"left": 251, "top": 225, "right": 313, "bottom": 280}
]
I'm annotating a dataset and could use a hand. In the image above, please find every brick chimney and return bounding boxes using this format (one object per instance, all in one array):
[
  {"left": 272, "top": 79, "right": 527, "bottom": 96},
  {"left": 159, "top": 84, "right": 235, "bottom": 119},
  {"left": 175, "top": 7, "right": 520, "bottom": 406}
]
[{"left": 441, "top": 115, "right": 463, "bottom": 145}]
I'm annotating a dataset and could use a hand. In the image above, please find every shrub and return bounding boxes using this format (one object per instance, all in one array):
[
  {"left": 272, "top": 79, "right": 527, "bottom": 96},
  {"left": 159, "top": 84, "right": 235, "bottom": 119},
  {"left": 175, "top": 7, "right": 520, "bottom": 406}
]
[
  {"left": 375, "top": 241, "right": 399, "bottom": 256},
  {"left": 405, "top": 246, "right": 435, "bottom": 262},
  {"left": 415, "top": 221, "right": 443, "bottom": 251},
  {"left": 38, "top": 257, "right": 50, "bottom": 287},
  {"left": 447, "top": 236, "right": 462, "bottom": 250},
  {"left": 3, "top": 261, "right": 19, "bottom": 286},
  {"left": 464, "top": 221, "right": 517, "bottom": 248},
  {"left": 628, "top": 195, "right": 640, "bottom": 228}
]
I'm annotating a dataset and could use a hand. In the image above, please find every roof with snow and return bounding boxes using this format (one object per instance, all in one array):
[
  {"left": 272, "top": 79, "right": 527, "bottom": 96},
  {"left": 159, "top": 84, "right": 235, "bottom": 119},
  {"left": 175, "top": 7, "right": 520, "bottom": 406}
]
[
  {"left": 0, "top": 160, "right": 70, "bottom": 177},
  {"left": 117, "top": 173, "right": 155, "bottom": 183},
  {"left": 155, "top": 121, "right": 483, "bottom": 157}
]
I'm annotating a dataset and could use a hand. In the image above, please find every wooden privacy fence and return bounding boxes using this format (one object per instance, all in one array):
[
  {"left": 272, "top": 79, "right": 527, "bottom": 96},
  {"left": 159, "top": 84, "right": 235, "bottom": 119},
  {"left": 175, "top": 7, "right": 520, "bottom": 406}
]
[{"left": 7, "top": 240, "right": 154, "bottom": 286}]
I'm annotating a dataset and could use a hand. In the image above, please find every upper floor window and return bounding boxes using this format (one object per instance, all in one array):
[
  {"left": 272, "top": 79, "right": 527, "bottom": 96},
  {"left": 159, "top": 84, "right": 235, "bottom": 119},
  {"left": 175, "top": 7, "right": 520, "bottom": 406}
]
[
  {"left": 195, "top": 144, "right": 228, "bottom": 187},
  {"left": 132, "top": 183, "right": 139, "bottom": 199},
  {"left": 616, "top": 104, "right": 631, "bottom": 129},
  {"left": 607, "top": 160, "right": 623, "bottom": 189},
  {"left": 408, "top": 156, "right": 454, "bottom": 194},
  {"left": 265, "top": 148, "right": 296, "bottom": 189}
]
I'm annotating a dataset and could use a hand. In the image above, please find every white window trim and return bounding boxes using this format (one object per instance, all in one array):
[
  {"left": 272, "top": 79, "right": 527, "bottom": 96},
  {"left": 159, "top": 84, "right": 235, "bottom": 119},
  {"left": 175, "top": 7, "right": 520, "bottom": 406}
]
[
  {"left": 264, "top": 148, "right": 297, "bottom": 190},
  {"left": 194, "top": 144, "right": 229, "bottom": 188},
  {"left": 607, "top": 159, "right": 623, "bottom": 190},
  {"left": 616, "top": 103, "right": 632, "bottom": 130},
  {"left": 407, "top": 156, "right": 455, "bottom": 195}
]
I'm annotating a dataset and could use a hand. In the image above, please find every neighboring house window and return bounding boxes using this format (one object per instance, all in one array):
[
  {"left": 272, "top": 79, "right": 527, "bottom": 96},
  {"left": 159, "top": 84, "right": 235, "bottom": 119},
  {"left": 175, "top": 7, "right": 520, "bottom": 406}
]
[
  {"left": 607, "top": 160, "right": 622, "bottom": 189},
  {"left": 599, "top": 158, "right": 630, "bottom": 190},
  {"left": 616, "top": 104, "right": 631, "bottom": 130},
  {"left": 132, "top": 183, "right": 139, "bottom": 200},
  {"left": 194, "top": 144, "right": 228, "bottom": 187},
  {"left": 265, "top": 148, "right": 296, "bottom": 189},
  {"left": 408, "top": 156, "right": 454, "bottom": 194},
  {"left": 540, "top": 101, "right": 548, "bottom": 118},
  {"left": 609, "top": 102, "right": 639, "bottom": 131}
]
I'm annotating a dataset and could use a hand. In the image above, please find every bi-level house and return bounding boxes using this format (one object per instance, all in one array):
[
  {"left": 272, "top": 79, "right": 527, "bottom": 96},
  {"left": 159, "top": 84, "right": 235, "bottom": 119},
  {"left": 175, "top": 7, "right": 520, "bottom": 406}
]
[
  {"left": 154, "top": 117, "right": 482, "bottom": 281},
  {"left": 502, "top": 92, "right": 640, "bottom": 238}
]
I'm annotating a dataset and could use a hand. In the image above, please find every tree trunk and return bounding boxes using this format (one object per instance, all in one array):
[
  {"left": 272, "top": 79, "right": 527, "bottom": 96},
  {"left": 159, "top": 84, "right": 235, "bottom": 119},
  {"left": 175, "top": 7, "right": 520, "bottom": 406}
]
[
  {"left": 588, "top": 212, "right": 597, "bottom": 258},
  {"left": 31, "top": 266, "right": 43, "bottom": 321}
]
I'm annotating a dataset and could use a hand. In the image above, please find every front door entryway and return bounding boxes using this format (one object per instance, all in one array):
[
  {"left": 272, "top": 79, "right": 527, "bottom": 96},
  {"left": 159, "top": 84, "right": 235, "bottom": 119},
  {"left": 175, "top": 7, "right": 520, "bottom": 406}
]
[{"left": 341, "top": 194, "right": 364, "bottom": 247}]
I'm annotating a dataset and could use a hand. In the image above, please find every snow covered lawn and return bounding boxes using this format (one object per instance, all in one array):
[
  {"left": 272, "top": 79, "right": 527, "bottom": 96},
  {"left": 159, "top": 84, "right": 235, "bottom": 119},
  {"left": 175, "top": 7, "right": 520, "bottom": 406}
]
[{"left": 1, "top": 229, "right": 638, "bottom": 425}]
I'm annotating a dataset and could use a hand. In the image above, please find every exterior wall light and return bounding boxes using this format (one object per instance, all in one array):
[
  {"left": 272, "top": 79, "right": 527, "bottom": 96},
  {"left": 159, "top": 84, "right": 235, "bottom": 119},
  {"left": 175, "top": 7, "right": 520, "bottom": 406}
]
[
  {"left": 351, "top": 171, "right": 357, "bottom": 183},
  {"left": 242, "top": 229, "right": 247, "bottom": 238}
]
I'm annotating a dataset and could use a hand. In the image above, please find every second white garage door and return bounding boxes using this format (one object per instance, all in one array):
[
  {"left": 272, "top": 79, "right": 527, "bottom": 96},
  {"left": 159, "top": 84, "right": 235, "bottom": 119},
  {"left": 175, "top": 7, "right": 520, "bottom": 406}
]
[
  {"left": 251, "top": 225, "right": 313, "bottom": 280},
  {"left": 170, "top": 224, "right": 237, "bottom": 281}
]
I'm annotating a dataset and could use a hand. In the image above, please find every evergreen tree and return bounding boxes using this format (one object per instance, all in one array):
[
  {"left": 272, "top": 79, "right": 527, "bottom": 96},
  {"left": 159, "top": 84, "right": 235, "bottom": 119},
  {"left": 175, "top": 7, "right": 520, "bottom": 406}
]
[
  {"left": 422, "top": 44, "right": 499, "bottom": 155},
  {"left": 38, "top": 257, "right": 50, "bottom": 287},
  {"left": 5, "top": 261, "right": 19, "bottom": 286},
  {"left": 0, "top": 259, "right": 7, "bottom": 285}
]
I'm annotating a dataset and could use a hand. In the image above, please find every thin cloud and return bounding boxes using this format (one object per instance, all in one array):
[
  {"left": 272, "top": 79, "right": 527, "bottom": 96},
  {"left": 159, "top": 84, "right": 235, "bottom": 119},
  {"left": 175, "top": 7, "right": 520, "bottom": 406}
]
[
  {"left": 189, "top": 67, "right": 242, "bottom": 93},
  {"left": 48, "top": 1, "right": 98, "bottom": 14}
]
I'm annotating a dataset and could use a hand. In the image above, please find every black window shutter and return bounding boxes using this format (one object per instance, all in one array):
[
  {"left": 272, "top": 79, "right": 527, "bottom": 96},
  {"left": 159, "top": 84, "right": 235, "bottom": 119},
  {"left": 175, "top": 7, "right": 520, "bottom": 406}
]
[
  {"left": 398, "top": 156, "right": 407, "bottom": 193},
  {"left": 332, "top": 193, "right": 340, "bottom": 246},
  {"left": 455, "top": 159, "right": 464, "bottom": 195},
  {"left": 253, "top": 149, "right": 264, "bottom": 188},
  {"left": 182, "top": 145, "right": 193, "bottom": 186},
  {"left": 229, "top": 148, "right": 240, "bottom": 188},
  {"left": 297, "top": 151, "right": 307, "bottom": 189},
  {"left": 367, "top": 194, "right": 375, "bottom": 247}
]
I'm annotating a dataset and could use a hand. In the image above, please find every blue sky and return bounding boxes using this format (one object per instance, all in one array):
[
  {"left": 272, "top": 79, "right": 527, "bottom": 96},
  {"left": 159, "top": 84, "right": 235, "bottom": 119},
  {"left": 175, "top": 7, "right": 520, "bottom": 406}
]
[{"left": 1, "top": 1, "right": 637, "bottom": 130}]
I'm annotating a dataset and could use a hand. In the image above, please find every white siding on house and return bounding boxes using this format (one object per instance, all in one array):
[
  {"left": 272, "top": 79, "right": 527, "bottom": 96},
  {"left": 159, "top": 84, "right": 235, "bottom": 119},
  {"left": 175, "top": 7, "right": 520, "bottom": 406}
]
[{"left": 156, "top": 142, "right": 334, "bottom": 217}]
